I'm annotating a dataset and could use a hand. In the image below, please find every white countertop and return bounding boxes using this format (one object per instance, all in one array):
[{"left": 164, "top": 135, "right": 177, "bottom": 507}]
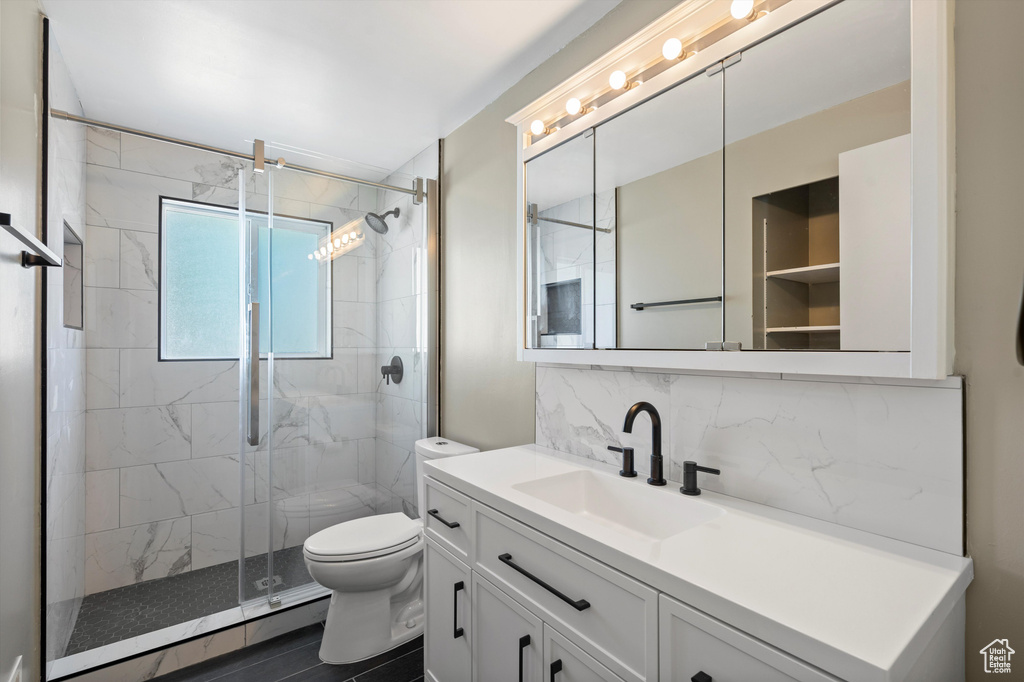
[{"left": 425, "top": 444, "right": 972, "bottom": 682}]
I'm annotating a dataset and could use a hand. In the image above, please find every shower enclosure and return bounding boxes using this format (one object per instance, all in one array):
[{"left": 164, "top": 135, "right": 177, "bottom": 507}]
[{"left": 43, "top": 54, "right": 438, "bottom": 676}]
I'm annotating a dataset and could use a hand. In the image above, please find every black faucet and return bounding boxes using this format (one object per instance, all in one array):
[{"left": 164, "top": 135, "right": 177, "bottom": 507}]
[
  {"left": 680, "top": 460, "right": 720, "bottom": 496},
  {"left": 622, "top": 401, "right": 665, "bottom": 486}
]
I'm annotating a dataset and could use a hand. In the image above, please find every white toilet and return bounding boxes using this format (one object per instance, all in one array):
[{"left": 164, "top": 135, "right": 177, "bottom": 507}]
[{"left": 303, "top": 437, "right": 479, "bottom": 664}]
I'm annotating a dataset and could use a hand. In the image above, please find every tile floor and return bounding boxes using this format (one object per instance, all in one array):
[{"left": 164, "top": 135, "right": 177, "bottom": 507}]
[
  {"left": 160, "top": 624, "right": 423, "bottom": 682},
  {"left": 67, "top": 546, "right": 312, "bottom": 655}
]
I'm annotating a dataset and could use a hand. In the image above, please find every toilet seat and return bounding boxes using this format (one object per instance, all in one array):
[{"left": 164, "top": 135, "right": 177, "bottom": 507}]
[{"left": 303, "top": 513, "right": 422, "bottom": 563}]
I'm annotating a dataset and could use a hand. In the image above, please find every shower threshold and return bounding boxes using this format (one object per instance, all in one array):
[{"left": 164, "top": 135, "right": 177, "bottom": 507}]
[{"left": 48, "top": 547, "right": 327, "bottom": 681}]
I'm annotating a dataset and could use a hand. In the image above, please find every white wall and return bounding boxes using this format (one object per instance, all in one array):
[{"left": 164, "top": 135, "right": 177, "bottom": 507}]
[
  {"left": 0, "top": 3, "right": 42, "bottom": 680},
  {"left": 954, "top": 1, "right": 1024, "bottom": 677},
  {"left": 441, "top": 0, "right": 680, "bottom": 450}
]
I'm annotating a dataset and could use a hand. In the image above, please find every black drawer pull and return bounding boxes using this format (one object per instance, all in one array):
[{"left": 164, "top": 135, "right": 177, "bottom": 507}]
[
  {"left": 518, "top": 635, "right": 531, "bottom": 682},
  {"left": 428, "top": 508, "right": 460, "bottom": 529},
  {"left": 692, "top": 672, "right": 712, "bottom": 682},
  {"left": 453, "top": 581, "right": 465, "bottom": 639},
  {"left": 550, "top": 659, "right": 563, "bottom": 681},
  {"left": 498, "top": 553, "right": 591, "bottom": 611}
]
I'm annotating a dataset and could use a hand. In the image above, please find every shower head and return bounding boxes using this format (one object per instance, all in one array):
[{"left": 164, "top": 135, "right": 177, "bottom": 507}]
[{"left": 364, "top": 208, "right": 400, "bottom": 235}]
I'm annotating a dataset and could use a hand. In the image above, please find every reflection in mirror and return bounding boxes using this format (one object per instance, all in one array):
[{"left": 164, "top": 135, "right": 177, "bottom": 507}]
[
  {"left": 724, "top": 0, "right": 912, "bottom": 351},
  {"left": 595, "top": 70, "right": 724, "bottom": 350},
  {"left": 525, "top": 133, "right": 595, "bottom": 349}
]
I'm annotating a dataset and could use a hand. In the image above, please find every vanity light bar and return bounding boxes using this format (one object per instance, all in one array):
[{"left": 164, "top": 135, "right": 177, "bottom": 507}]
[{"left": 526, "top": 0, "right": 775, "bottom": 144}]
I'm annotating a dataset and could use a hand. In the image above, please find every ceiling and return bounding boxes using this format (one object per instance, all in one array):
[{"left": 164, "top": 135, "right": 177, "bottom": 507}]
[{"left": 42, "top": 0, "right": 621, "bottom": 177}]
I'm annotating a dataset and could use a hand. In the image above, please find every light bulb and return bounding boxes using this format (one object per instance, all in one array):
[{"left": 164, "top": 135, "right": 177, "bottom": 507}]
[
  {"left": 313, "top": 251, "right": 321, "bottom": 260},
  {"left": 319, "top": 246, "right": 327, "bottom": 256},
  {"left": 530, "top": 119, "right": 547, "bottom": 136},
  {"left": 341, "top": 233, "right": 349, "bottom": 244},
  {"left": 662, "top": 38, "right": 683, "bottom": 60},
  {"left": 566, "top": 98, "right": 582, "bottom": 116},
  {"left": 731, "top": 0, "right": 755, "bottom": 20},
  {"left": 327, "top": 242, "right": 334, "bottom": 253},
  {"left": 349, "top": 231, "right": 357, "bottom": 240},
  {"left": 609, "top": 70, "right": 628, "bottom": 90},
  {"left": 307, "top": 253, "right": 313, "bottom": 260},
  {"left": 333, "top": 238, "right": 341, "bottom": 248}
]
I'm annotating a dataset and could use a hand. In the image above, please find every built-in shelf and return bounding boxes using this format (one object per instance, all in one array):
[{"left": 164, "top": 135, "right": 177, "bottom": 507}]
[
  {"left": 766, "top": 262, "right": 840, "bottom": 284},
  {"left": 767, "top": 325, "right": 841, "bottom": 334}
]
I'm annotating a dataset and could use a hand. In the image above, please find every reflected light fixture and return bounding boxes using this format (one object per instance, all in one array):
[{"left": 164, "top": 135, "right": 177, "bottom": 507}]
[
  {"left": 730, "top": 0, "right": 756, "bottom": 20},
  {"left": 662, "top": 38, "right": 683, "bottom": 60}
]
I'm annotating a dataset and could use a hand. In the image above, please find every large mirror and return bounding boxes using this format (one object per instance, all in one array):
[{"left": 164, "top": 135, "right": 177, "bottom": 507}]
[
  {"left": 594, "top": 68, "right": 723, "bottom": 350},
  {"left": 724, "top": 0, "right": 911, "bottom": 351},
  {"left": 525, "top": 132, "right": 595, "bottom": 349},
  {"left": 523, "top": 0, "right": 913, "bottom": 353}
]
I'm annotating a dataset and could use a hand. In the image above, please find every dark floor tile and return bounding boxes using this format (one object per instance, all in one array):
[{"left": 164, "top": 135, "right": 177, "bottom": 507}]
[
  {"left": 67, "top": 546, "right": 313, "bottom": 655},
  {"left": 352, "top": 648, "right": 424, "bottom": 682},
  {"left": 201, "top": 641, "right": 325, "bottom": 682},
  {"left": 158, "top": 624, "right": 325, "bottom": 682}
]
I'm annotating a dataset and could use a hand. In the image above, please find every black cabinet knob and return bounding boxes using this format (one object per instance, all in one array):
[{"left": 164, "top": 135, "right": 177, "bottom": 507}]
[{"left": 691, "top": 671, "right": 712, "bottom": 682}]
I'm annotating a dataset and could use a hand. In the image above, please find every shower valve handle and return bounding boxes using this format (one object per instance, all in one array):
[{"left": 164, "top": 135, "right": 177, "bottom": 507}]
[{"left": 381, "top": 355, "right": 404, "bottom": 386}]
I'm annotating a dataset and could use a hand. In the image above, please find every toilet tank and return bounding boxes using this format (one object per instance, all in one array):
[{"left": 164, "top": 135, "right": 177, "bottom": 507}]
[{"left": 414, "top": 438, "right": 479, "bottom": 519}]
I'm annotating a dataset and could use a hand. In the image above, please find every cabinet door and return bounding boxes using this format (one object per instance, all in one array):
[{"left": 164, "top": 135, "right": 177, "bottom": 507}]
[
  {"left": 544, "top": 624, "right": 626, "bottom": 682},
  {"left": 425, "top": 541, "right": 471, "bottom": 682},
  {"left": 659, "top": 595, "right": 840, "bottom": 682},
  {"left": 473, "top": 574, "right": 543, "bottom": 682}
]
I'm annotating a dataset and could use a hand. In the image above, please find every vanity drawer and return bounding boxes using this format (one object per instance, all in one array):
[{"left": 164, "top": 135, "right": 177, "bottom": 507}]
[
  {"left": 659, "top": 595, "right": 841, "bottom": 682},
  {"left": 424, "top": 477, "right": 473, "bottom": 563},
  {"left": 474, "top": 504, "right": 658, "bottom": 682}
]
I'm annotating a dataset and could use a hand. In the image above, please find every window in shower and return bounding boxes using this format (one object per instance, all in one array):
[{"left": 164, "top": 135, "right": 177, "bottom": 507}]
[{"left": 159, "top": 198, "right": 333, "bottom": 360}]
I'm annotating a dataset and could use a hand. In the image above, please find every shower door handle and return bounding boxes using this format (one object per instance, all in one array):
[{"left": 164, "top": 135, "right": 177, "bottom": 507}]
[{"left": 247, "top": 302, "right": 260, "bottom": 446}]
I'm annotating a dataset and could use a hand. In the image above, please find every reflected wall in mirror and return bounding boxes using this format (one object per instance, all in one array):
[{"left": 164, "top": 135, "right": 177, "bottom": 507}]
[
  {"left": 525, "top": 132, "right": 595, "bottom": 349},
  {"left": 595, "top": 69, "right": 723, "bottom": 350},
  {"left": 723, "top": 0, "right": 912, "bottom": 351}
]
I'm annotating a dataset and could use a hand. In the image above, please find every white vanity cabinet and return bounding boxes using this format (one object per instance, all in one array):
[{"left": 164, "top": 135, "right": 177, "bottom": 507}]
[
  {"left": 544, "top": 625, "right": 626, "bottom": 682},
  {"left": 472, "top": 573, "right": 543, "bottom": 682},
  {"left": 424, "top": 541, "right": 472, "bottom": 682},
  {"left": 659, "top": 596, "right": 841, "bottom": 682}
]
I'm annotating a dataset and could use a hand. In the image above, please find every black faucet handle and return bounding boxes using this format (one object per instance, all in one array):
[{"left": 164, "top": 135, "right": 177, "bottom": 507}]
[
  {"left": 681, "top": 460, "right": 719, "bottom": 496},
  {"left": 607, "top": 445, "right": 637, "bottom": 478}
]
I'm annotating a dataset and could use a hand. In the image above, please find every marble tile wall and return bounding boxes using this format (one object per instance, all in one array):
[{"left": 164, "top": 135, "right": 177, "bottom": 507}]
[
  {"left": 536, "top": 365, "right": 964, "bottom": 555},
  {"left": 45, "top": 35, "right": 88, "bottom": 661},
  {"left": 534, "top": 189, "right": 616, "bottom": 349},
  {"left": 371, "top": 142, "right": 438, "bottom": 517},
  {"left": 81, "top": 129, "right": 391, "bottom": 594}
]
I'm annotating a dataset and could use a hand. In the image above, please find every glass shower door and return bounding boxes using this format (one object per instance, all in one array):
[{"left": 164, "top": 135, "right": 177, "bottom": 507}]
[{"left": 240, "top": 164, "right": 338, "bottom": 605}]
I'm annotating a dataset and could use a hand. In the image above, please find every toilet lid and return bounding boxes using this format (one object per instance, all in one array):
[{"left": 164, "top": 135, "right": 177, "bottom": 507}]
[{"left": 303, "top": 513, "right": 422, "bottom": 559}]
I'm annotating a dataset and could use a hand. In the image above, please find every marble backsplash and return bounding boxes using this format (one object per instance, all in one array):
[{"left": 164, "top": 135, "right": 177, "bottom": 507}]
[{"left": 536, "top": 365, "right": 964, "bottom": 555}]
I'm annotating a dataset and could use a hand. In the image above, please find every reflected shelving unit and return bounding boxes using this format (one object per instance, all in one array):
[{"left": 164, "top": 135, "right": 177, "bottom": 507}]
[{"left": 754, "top": 176, "right": 841, "bottom": 350}]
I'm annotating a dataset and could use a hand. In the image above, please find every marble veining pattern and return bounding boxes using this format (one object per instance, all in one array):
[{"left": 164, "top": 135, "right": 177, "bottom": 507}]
[
  {"left": 47, "top": 74, "right": 88, "bottom": 661},
  {"left": 535, "top": 365, "right": 964, "bottom": 554},
  {"left": 77, "top": 132, "right": 435, "bottom": 604}
]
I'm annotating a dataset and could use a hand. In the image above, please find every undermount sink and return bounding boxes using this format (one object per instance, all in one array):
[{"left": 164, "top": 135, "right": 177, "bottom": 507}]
[{"left": 512, "top": 469, "right": 724, "bottom": 543}]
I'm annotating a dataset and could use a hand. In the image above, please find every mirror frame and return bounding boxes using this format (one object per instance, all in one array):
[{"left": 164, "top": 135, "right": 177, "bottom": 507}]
[{"left": 508, "top": 0, "right": 953, "bottom": 379}]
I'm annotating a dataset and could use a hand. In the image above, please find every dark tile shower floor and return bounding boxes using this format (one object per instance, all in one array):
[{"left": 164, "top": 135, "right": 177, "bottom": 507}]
[{"left": 66, "top": 546, "right": 312, "bottom": 655}]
